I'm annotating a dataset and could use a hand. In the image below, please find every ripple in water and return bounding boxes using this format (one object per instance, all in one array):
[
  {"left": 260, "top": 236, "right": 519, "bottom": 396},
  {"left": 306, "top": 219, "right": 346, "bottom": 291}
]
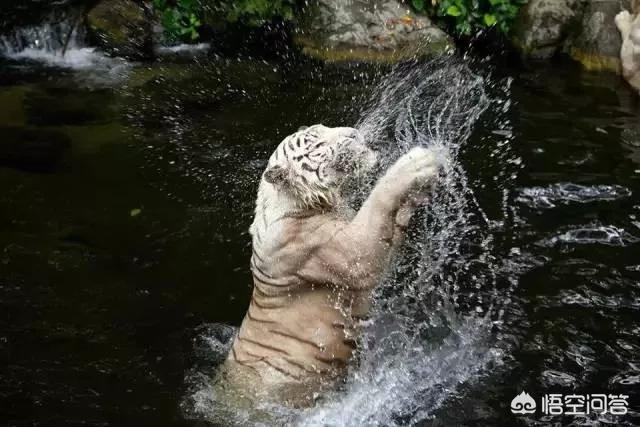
[
  {"left": 540, "top": 225, "right": 640, "bottom": 247},
  {"left": 155, "top": 43, "right": 211, "bottom": 57},
  {"left": 516, "top": 183, "right": 632, "bottom": 209},
  {"left": 183, "top": 57, "right": 520, "bottom": 426}
]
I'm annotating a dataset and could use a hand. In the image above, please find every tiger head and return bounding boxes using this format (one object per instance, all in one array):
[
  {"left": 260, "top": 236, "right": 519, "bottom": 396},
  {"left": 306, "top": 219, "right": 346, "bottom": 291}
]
[{"left": 262, "top": 125, "right": 378, "bottom": 209}]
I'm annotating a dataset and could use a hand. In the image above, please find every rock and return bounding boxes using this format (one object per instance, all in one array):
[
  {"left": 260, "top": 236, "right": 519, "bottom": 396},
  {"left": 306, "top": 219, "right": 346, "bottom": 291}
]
[
  {"left": 86, "top": 0, "right": 154, "bottom": 60},
  {"left": 566, "top": 0, "right": 632, "bottom": 72},
  {"left": 294, "top": 0, "right": 453, "bottom": 63},
  {"left": 511, "top": 0, "right": 580, "bottom": 59}
]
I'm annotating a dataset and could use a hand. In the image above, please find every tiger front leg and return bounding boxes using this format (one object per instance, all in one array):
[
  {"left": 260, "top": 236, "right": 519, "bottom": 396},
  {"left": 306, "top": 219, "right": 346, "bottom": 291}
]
[
  {"left": 348, "top": 146, "right": 441, "bottom": 256},
  {"left": 616, "top": 10, "right": 634, "bottom": 40},
  {"left": 299, "top": 147, "right": 442, "bottom": 292}
]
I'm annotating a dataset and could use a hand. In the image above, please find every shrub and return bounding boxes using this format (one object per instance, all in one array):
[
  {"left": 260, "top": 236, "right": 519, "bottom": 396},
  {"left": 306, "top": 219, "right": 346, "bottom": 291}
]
[
  {"left": 153, "top": 0, "right": 202, "bottom": 42},
  {"left": 412, "top": 0, "right": 527, "bottom": 36},
  {"left": 153, "top": 0, "right": 298, "bottom": 42},
  {"left": 221, "top": 0, "right": 296, "bottom": 26}
]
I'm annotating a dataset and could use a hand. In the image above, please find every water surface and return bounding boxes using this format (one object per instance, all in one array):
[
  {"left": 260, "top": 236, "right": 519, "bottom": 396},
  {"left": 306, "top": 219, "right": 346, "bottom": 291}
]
[{"left": 1, "top": 46, "right": 640, "bottom": 426}]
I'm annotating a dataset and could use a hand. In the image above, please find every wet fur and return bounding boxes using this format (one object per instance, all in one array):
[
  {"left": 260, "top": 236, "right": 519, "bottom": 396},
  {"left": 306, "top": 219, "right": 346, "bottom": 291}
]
[
  {"left": 616, "top": 3, "right": 640, "bottom": 92},
  {"left": 223, "top": 125, "right": 441, "bottom": 404}
]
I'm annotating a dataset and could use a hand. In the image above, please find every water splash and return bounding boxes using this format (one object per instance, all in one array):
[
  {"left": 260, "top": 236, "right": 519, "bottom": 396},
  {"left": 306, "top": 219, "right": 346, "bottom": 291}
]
[
  {"left": 155, "top": 43, "right": 211, "bottom": 57},
  {"left": 297, "top": 316, "right": 502, "bottom": 426},
  {"left": 0, "top": 17, "right": 128, "bottom": 74},
  {"left": 517, "top": 183, "right": 632, "bottom": 209},
  {"left": 540, "top": 225, "right": 640, "bottom": 247},
  {"left": 358, "top": 58, "right": 489, "bottom": 159},
  {"left": 0, "top": 17, "right": 83, "bottom": 55},
  {"left": 183, "top": 57, "right": 519, "bottom": 426},
  {"left": 302, "top": 57, "right": 515, "bottom": 426}
]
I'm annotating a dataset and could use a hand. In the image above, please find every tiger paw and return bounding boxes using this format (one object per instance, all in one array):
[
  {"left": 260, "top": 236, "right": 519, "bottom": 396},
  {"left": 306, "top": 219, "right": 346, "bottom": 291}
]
[
  {"left": 391, "top": 146, "right": 442, "bottom": 186},
  {"left": 616, "top": 10, "right": 633, "bottom": 33}
]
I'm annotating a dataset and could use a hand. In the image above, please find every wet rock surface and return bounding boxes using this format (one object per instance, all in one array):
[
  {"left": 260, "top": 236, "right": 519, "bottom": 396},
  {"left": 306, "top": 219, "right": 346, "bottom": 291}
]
[
  {"left": 511, "top": 0, "right": 580, "bottom": 59},
  {"left": 513, "top": 0, "right": 633, "bottom": 73},
  {"left": 86, "top": 0, "right": 154, "bottom": 60},
  {"left": 295, "top": 0, "right": 452, "bottom": 62},
  {"left": 566, "top": 0, "right": 631, "bottom": 72}
]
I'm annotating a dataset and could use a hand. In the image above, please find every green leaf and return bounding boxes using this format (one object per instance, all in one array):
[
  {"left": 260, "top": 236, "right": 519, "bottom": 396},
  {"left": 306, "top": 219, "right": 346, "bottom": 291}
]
[
  {"left": 412, "top": 0, "right": 426, "bottom": 11},
  {"left": 446, "top": 5, "right": 462, "bottom": 16},
  {"left": 153, "top": 0, "right": 167, "bottom": 9},
  {"left": 455, "top": 18, "right": 471, "bottom": 35},
  {"left": 483, "top": 14, "right": 497, "bottom": 26}
]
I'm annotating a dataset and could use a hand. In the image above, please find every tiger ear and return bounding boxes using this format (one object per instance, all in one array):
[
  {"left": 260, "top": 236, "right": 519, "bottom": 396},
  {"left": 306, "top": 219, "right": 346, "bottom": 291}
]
[{"left": 263, "top": 165, "right": 288, "bottom": 186}]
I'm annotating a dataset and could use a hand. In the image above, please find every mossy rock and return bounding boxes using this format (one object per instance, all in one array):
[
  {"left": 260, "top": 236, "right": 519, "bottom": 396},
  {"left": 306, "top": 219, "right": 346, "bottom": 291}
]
[
  {"left": 565, "top": 0, "right": 631, "bottom": 73},
  {"left": 86, "top": 0, "right": 154, "bottom": 60},
  {"left": 511, "top": 0, "right": 581, "bottom": 60},
  {"left": 294, "top": 0, "right": 453, "bottom": 63}
]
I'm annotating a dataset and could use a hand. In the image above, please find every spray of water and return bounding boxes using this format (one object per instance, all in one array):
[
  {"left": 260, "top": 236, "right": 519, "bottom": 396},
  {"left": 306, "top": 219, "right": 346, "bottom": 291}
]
[
  {"left": 0, "top": 17, "right": 128, "bottom": 74},
  {"left": 183, "top": 56, "right": 519, "bottom": 426},
  {"left": 294, "top": 57, "right": 508, "bottom": 426},
  {"left": 1, "top": 15, "right": 210, "bottom": 70}
]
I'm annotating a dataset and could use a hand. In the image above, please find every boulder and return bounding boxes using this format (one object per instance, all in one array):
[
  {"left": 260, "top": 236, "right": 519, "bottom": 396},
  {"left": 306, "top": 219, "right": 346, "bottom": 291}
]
[
  {"left": 86, "top": 0, "right": 154, "bottom": 60},
  {"left": 566, "top": 0, "right": 632, "bottom": 72},
  {"left": 511, "top": 0, "right": 580, "bottom": 59},
  {"left": 294, "top": 0, "right": 453, "bottom": 63}
]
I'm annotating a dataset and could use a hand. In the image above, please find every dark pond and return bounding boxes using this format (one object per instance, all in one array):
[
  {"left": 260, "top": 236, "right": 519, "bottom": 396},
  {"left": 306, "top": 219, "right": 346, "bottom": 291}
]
[{"left": 1, "top": 43, "right": 640, "bottom": 426}]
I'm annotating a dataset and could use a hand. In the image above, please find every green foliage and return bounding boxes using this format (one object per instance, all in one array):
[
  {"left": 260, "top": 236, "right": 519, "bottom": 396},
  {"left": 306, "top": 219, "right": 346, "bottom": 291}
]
[
  {"left": 153, "top": 0, "right": 298, "bottom": 40},
  {"left": 221, "top": 0, "right": 297, "bottom": 26},
  {"left": 412, "top": 0, "right": 526, "bottom": 36},
  {"left": 153, "top": 0, "right": 202, "bottom": 42}
]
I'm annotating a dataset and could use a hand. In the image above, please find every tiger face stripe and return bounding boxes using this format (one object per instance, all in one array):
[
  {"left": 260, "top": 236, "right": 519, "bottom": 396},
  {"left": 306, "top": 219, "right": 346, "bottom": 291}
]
[{"left": 260, "top": 124, "right": 377, "bottom": 209}]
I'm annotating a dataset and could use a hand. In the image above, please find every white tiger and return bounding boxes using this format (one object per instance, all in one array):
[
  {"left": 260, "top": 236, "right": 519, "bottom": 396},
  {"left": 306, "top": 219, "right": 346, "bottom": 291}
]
[
  {"left": 223, "top": 124, "right": 442, "bottom": 405},
  {"left": 616, "top": 1, "right": 640, "bottom": 92}
]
